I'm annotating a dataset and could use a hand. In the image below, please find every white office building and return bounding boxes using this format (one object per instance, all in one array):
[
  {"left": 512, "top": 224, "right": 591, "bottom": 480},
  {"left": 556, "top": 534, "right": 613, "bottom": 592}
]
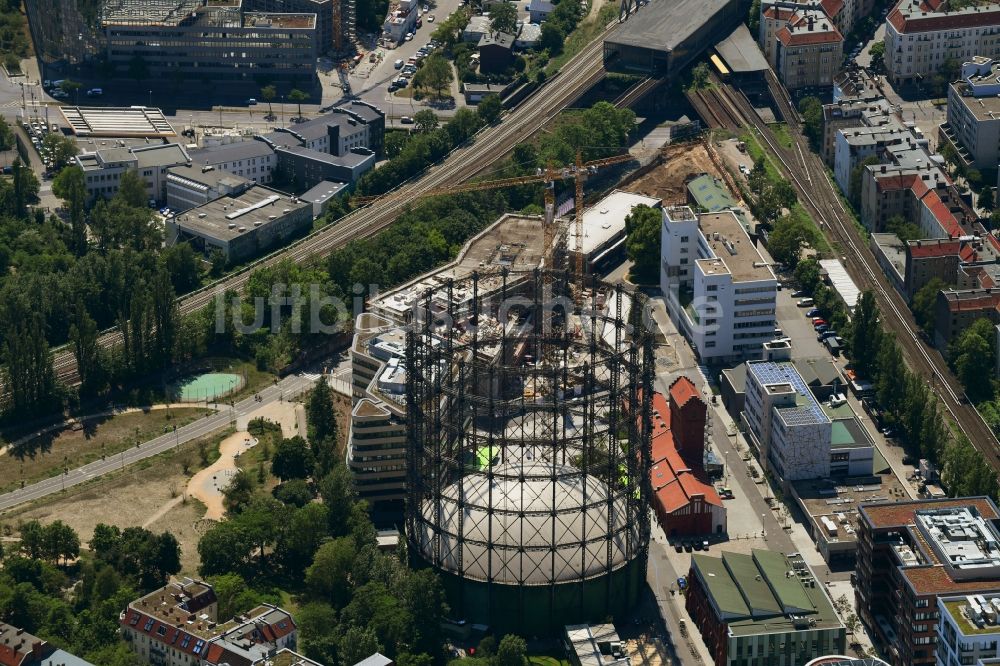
[
  {"left": 661, "top": 206, "right": 778, "bottom": 364},
  {"left": 743, "top": 360, "right": 833, "bottom": 482}
]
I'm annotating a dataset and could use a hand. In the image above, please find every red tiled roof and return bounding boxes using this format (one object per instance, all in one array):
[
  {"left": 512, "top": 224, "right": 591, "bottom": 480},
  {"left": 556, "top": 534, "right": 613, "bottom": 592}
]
[
  {"left": 647, "top": 389, "right": 722, "bottom": 515},
  {"left": 205, "top": 644, "right": 226, "bottom": 664},
  {"left": 960, "top": 244, "right": 977, "bottom": 262},
  {"left": 890, "top": 6, "right": 1000, "bottom": 34},
  {"left": 762, "top": 6, "right": 797, "bottom": 20},
  {"left": 820, "top": 0, "right": 844, "bottom": 18},
  {"left": 863, "top": 497, "right": 999, "bottom": 529},
  {"left": 669, "top": 376, "right": 700, "bottom": 409},
  {"left": 989, "top": 233, "right": 1000, "bottom": 254},
  {"left": 122, "top": 609, "right": 206, "bottom": 659},
  {"left": 947, "top": 292, "right": 1000, "bottom": 313},
  {"left": 777, "top": 24, "right": 842, "bottom": 46},
  {"left": 907, "top": 240, "right": 960, "bottom": 259},
  {"left": 921, "top": 190, "right": 963, "bottom": 238}
]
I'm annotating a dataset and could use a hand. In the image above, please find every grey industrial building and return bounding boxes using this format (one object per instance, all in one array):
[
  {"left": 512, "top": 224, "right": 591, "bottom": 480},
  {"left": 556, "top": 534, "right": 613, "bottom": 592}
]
[
  {"left": 165, "top": 163, "right": 252, "bottom": 212},
  {"left": 603, "top": 0, "right": 744, "bottom": 77},
  {"left": 275, "top": 145, "right": 374, "bottom": 190},
  {"left": 166, "top": 185, "right": 311, "bottom": 263},
  {"left": 101, "top": 0, "right": 318, "bottom": 82}
]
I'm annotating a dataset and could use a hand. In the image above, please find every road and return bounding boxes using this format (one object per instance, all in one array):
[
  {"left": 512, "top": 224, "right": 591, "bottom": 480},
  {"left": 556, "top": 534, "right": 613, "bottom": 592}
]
[{"left": 0, "top": 373, "right": 316, "bottom": 514}]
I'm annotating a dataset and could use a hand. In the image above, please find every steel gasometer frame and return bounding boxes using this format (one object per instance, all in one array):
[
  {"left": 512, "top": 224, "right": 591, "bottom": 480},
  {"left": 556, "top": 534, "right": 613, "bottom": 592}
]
[{"left": 405, "top": 268, "right": 654, "bottom": 633}]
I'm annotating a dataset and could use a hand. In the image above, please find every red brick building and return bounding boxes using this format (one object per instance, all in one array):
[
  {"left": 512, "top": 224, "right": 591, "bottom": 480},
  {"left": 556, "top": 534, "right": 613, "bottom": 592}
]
[
  {"left": 648, "top": 378, "right": 725, "bottom": 537},
  {"left": 856, "top": 497, "right": 1000, "bottom": 666}
]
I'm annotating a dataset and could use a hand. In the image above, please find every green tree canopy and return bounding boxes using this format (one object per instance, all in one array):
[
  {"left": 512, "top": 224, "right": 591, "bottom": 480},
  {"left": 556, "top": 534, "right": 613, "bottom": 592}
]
[{"left": 624, "top": 204, "right": 661, "bottom": 283}]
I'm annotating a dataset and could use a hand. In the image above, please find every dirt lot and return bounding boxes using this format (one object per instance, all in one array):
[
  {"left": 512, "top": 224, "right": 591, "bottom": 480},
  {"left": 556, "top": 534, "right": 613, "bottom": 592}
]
[
  {"left": 0, "top": 430, "right": 230, "bottom": 576},
  {"left": 0, "top": 407, "right": 211, "bottom": 493},
  {"left": 623, "top": 142, "right": 723, "bottom": 205}
]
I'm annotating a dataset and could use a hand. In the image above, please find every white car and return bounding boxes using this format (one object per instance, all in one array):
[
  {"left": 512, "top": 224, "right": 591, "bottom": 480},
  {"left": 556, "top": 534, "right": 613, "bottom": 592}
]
[
  {"left": 427, "top": 14, "right": 435, "bottom": 21},
  {"left": 405, "top": 32, "right": 414, "bottom": 41}
]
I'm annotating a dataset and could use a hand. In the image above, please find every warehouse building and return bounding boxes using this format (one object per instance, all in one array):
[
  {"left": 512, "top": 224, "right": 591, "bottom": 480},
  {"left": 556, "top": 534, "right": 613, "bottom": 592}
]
[
  {"left": 101, "top": 0, "right": 318, "bottom": 82},
  {"left": 165, "top": 163, "right": 252, "bottom": 212},
  {"left": 686, "top": 549, "right": 846, "bottom": 666},
  {"left": 603, "top": 0, "right": 743, "bottom": 77},
  {"left": 166, "top": 185, "right": 311, "bottom": 263},
  {"left": 649, "top": 379, "right": 726, "bottom": 538},
  {"left": 275, "top": 145, "right": 375, "bottom": 191}
]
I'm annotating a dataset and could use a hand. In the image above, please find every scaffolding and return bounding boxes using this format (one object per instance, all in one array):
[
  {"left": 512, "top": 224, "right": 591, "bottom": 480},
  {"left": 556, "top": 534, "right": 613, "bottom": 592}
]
[{"left": 406, "top": 269, "right": 653, "bottom": 633}]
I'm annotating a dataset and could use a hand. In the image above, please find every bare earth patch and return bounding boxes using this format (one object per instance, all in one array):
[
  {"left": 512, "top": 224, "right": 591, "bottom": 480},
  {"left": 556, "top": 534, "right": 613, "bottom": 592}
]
[{"left": 623, "top": 142, "right": 722, "bottom": 205}]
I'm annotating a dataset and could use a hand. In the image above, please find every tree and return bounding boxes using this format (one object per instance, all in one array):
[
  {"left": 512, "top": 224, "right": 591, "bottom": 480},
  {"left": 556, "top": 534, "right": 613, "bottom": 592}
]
[
  {"left": 116, "top": 169, "right": 149, "bottom": 209},
  {"left": 624, "top": 204, "right": 660, "bottom": 283},
  {"left": 339, "top": 626, "right": 383, "bottom": 666},
  {"left": 477, "top": 93, "right": 503, "bottom": 125},
  {"left": 793, "top": 257, "right": 821, "bottom": 294},
  {"left": 798, "top": 96, "right": 823, "bottom": 148},
  {"left": 160, "top": 243, "right": 203, "bottom": 294},
  {"left": 942, "top": 435, "right": 999, "bottom": 498},
  {"left": 19, "top": 521, "right": 45, "bottom": 559},
  {"left": 42, "top": 133, "right": 79, "bottom": 171},
  {"left": 52, "top": 165, "right": 87, "bottom": 255},
  {"left": 489, "top": 1, "right": 518, "bottom": 34},
  {"left": 851, "top": 290, "right": 881, "bottom": 378},
  {"left": 289, "top": 88, "right": 309, "bottom": 121},
  {"left": 0, "top": 115, "right": 13, "bottom": 151},
  {"left": 951, "top": 318, "right": 996, "bottom": 402},
  {"left": 43, "top": 521, "right": 80, "bottom": 564},
  {"left": 980, "top": 186, "right": 995, "bottom": 212},
  {"left": 272, "top": 436, "right": 315, "bottom": 481},
  {"left": 205, "top": 573, "right": 261, "bottom": 620},
  {"left": 413, "top": 109, "right": 439, "bottom": 133},
  {"left": 412, "top": 55, "right": 453, "bottom": 99},
  {"left": 4, "top": 310, "right": 59, "bottom": 419},
  {"left": 223, "top": 469, "right": 255, "bottom": 515},
  {"left": 747, "top": 0, "right": 761, "bottom": 35},
  {"left": 911, "top": 277, "right": 946, "bottom": 335},
  {"left": 690, "top": 62, "right": 710, "bottom": 90},
  {"left": 306, "top": 537, "right": 358, "bottom": 607},
  {"left": 198, "top": 522, "right": 255, "bottom": 578},
  {"left": 321, "top": 463, "right": 358, "bottom": 536},
  {"left": 885, "top": 214, "right": 922, "bottom": 242},
  {"left": 274, "top": 478, "right": 314, "bottom": 507},
  {"left": 260, "top": 84, "right": 277, "bottom": 120},
  {"left": 60, "top": 79, "right": 82, "bottom": 105},
  {"left": 869, "top": 41, "right": 886, "bottom": 69},
  {"left": 539, "top": 21, "right": 565, "bottom": 53},
  {"left": 306, "top": 377, "right": 338, "bottom": 476},
  {"left": 766, "top": 215, "right": 811, "bottom": 267},
  {"left": 496, "top": 635, "right": 528, "bottom": 666}
]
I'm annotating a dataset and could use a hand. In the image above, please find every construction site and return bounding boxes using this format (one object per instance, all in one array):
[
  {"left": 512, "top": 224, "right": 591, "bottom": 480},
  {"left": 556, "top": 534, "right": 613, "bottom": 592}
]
[{"left": 405, "top": 268, "right": 654, "bottom": 635}]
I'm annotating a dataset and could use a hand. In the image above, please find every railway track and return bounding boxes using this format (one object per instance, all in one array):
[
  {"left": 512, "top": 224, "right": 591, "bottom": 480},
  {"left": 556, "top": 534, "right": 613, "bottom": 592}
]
[
  {"left": 709, "top": 77, "right": 1000, "bottom": 470},
  {"left": 49, "top": 28, "right": 615, "bottom": 385},
  {"left": 686, "top": 87, "right": 741, "bottom": 131}
]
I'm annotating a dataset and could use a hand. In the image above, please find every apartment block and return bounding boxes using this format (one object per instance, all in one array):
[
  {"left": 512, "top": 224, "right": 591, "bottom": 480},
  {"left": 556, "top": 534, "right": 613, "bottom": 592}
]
[
  {"left": 937, "top": 592, "right": 1000, "bottom": 666},
  {"left": 820, "top": 96, "right": 892, "bottom": 165},
  {"left": 859, "top": 164, "right": 964, "bottom": 237},
  {"left": 102, "top": 1, "right": 318, "bottom": 82},
  {"left": 885, "top": 0, "right": 1000, "bottom": 88},
  {"left": 120, "top": 577, "right": 298, "bottom": 666},
  {"left": 775, "top": 10, "right": 843, "bottom": 90},
  {"left": 833, "top": 122, "right": 909, "bottom": 198},
  {"left": 347, "top": 312, "right": 407, "bottom": 514},
  {"left": 686, "top": 549, "right": 846, "bottom": 666},
  {"left": 943, "top": 57, "right": 1000, "bottom": 170},
  {"left": 0, "top": 622, "right": 93, "bottom": 666},
  {"left": 660, "top": 206, "right": 778, "bottom": 364},
  {"left": 855, "top": 498, "right": 1000, "bottom": 666},
  {"left": 934, "top": 288, "right": 1000, "bottom": 347}
]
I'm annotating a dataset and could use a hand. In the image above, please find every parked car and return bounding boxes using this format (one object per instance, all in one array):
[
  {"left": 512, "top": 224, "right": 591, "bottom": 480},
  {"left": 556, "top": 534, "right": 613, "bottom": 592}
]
[
  {"left": 812, "top": 317, "right": 827, "bottom": 326},
  {"left": 394, "top": 58, "right": 404, "bottom": 69},
  {"left": 815, "top": 324, "right": 829, "bottom": 334},
  {"left": 806, "top": 307, "right": 820, "bottom": 317},
  {"left": 702, "top": 540, "right": 710, "bottom": 551},
  {"left": 683, "top": 542, "right": 693, "bottom": 552},
  {"left": 674, "top": 543, "right": 683, "bottom": 553},
  {"left": 405, "top": 32, "right": 414, "bottom": 40},
  {"left": 797, "top": 298, "right": 814, "bottom": 307},
  {"left": 428, "top": 14, "right": 436, "bottom": 21},
  {"left": 246, "top": 98, "right": 257, "bottom": 105},
  {"left": 86, "top": 88, "right": 103, "bottom": 97},
  {"left": 400, "top": 116, "right": 414, "bottom": 124}
]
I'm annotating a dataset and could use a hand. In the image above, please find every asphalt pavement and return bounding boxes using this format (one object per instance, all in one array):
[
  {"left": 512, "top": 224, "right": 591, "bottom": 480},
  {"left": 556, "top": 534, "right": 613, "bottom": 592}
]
[{"left": 0, "top": 372, "right": 317, "bottom": 514}]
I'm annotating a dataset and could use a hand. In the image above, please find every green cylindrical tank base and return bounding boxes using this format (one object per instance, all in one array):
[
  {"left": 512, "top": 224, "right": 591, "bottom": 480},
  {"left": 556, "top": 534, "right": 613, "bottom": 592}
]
[{"left": 429, "top": 557, "right": 646, "bottom": 637}]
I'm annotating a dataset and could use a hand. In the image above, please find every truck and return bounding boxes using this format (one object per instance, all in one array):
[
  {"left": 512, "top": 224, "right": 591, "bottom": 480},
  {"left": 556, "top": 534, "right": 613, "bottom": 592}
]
[{"left": 824, "top": 336, "right": 841, "bottom": 356}]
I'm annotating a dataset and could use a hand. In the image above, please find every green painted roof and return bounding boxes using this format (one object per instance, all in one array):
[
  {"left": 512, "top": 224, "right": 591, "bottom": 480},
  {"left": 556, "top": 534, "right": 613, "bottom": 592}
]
[
  {"left": 830, "top": 421, "right": 854, "bottom": 448},
  {"left": 687, "top": 174, "right": 736, "bottom": 212},
  {"left": 691, "top": 554, "right": 750, "bottom": 618},
  {"left": 693, "top": 549, "right": 845, "bottom": 638},
  {"left": 753, "top": 549, "right": 813, "bottom": 613},
  {"left": 722, "top": 552, "right": 781, "bottom": 615}
]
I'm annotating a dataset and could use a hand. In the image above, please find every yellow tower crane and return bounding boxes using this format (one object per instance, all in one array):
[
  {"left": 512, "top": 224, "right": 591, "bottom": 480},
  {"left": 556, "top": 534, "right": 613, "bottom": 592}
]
[{"left": 352, "top": 151, "right": 633, "bottom": 291}]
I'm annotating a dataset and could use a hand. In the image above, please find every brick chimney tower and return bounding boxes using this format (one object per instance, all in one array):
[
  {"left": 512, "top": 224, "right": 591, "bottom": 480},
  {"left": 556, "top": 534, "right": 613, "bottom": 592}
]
[{"left": 668, "top": 376, "right": 706, "bottom": 465}]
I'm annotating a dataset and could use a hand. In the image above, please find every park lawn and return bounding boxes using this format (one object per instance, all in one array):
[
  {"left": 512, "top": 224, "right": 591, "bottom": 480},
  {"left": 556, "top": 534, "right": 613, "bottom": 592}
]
[
  {"left": 0, "top": 407, "right": 211, "bottom": 493},
  {"left": 545, "top": 1, "right": 616, "bottom": 75}
]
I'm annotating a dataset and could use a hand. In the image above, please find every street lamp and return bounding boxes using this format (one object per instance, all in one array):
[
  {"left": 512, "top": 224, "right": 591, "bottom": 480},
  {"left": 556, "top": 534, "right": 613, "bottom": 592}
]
[{"left": 148, "top": 89, "right": 152, "bottom": 108}]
